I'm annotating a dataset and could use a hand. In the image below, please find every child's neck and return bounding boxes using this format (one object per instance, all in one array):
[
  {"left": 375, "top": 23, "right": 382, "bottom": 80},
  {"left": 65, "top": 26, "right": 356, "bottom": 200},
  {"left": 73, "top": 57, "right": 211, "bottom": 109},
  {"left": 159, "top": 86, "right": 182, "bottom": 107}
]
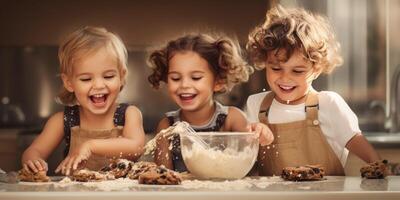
[
  {"left": 275, "top": 95, "right": 307, "bottom": 105},
  {"left": 180, "top": 101, "right": 216, "bottom": 126},
  {"left": 275, "top": 88, "right": 315, "bottom": 105},
  {"left": 79, "top": 103, "right": 117, "bottom": 130}
]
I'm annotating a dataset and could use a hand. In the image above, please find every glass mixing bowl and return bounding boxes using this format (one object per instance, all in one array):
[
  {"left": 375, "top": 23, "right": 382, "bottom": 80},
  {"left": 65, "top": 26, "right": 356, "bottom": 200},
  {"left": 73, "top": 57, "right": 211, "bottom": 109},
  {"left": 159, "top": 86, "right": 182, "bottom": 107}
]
[{"left": 180, "top": 132, "right": 259, "bottom": 179}]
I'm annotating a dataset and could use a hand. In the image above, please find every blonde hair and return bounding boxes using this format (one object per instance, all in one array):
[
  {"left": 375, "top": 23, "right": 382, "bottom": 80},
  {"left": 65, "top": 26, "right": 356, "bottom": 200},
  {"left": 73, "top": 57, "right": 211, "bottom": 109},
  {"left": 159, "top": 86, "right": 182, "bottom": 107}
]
[
  {"left": 247, "top": 5, "right": 343, "bottom": 73},
  {"left": 147, "top": 33, "right": 253, "bottom": 93},
  {"left": 57, "top": 26, "right": 128, "bottom": 105}
]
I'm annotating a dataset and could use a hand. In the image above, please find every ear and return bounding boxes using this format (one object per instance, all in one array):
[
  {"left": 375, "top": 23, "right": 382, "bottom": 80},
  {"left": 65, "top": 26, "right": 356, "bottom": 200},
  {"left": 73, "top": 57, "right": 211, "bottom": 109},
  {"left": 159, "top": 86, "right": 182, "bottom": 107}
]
[
  {"left": 213, "top": 80, "right": 225, "bottom": 92},
  {"left": 120, "top": 68, "right": 127, "bottom": 86},
  {"left": 61, "top": 73, "right": 74, "bottom": 92}
]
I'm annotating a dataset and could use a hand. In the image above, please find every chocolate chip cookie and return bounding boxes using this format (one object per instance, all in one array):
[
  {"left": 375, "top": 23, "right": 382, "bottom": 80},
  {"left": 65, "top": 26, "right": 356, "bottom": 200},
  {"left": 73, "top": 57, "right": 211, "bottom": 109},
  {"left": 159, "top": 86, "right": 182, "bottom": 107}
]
[
  {"left": 360, "top": 160, "right": 389, "bottom": 179},
  {"left": 18, "top": 168, "right": 50, "bottom": 182},
  {"left": 281, "top": 165, "right": 325, "bottom": 181},
  {"left": 100, "top": 159, "right": 133, "bottom": 178},
  {"left": 70, "top": 169, "right": 115, "bottom": 182},
  {"left": 127, "top": 161, "right": 157, "bottom": 180},
  {"left": 138, "top": 165, "right": 182, "bottom": 185}
]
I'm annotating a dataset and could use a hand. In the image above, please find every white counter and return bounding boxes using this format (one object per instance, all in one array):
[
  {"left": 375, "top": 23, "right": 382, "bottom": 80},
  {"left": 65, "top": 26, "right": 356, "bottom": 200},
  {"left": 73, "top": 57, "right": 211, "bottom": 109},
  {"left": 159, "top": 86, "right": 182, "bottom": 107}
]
[{"left": 1, "top": 176, "right": 399, "bottom": 200}]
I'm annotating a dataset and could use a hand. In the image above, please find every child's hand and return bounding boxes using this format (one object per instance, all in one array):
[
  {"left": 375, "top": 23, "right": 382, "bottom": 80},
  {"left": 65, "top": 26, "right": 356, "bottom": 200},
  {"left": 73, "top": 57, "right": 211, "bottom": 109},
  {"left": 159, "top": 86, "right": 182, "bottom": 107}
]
[
  {"left": 247, "top": 122, "right": 274, "bottom": 146},
  {"left": 55, "top": 141, "right": 92, "bottom": 175},
  {"left": 22, "top": 158, "right": 48, "bottom": 173}
]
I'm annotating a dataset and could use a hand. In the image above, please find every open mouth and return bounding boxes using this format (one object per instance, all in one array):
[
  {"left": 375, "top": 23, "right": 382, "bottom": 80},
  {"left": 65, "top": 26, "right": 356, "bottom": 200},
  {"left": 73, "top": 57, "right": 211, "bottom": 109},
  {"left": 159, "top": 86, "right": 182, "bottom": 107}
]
[
  {"left": 179, "top": 93, "right": 197, "bottom": 102},
  {"left": 278, "top": 84, "right": 296, "bottom": 93},
  {"left": 89, "top": 94, "right": 108, "bottom": 106}
]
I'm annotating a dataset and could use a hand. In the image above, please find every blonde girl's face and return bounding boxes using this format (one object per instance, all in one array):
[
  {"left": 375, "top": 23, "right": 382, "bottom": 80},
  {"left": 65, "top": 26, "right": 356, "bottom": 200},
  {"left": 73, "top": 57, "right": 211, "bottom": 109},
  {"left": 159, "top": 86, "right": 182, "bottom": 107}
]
[
  {"left": 265, "top": 50, "right": 318, "bottom": 105},
  {"left": 167, "top": 51, "right": 221, "bottom": 112},
  {"left": 62, "top": 47, "right": 124, "bottom": 115}
]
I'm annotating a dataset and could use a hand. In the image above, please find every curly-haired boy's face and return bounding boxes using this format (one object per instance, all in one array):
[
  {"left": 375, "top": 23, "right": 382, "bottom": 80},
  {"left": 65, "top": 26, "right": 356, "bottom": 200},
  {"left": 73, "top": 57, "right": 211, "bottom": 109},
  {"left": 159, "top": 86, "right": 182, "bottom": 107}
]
[
  {"left": 62, "top": 47, "right": 123, "bottom": 115},
  {"left": 265, "top": 50, "right": 317, "bottom": 104},
  {"left": 167, "top": 51, "right": 222, "bottom": 112}
]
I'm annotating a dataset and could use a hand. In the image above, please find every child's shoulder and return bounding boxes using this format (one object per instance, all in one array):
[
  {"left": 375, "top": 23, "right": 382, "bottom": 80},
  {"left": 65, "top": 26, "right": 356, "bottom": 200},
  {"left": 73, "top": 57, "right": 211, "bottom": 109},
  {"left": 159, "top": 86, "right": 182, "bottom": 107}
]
[
  {"left": 125, "top": 105, "right": 143, "bottom": 118},
  {"left": 225, "top": 106, "right": 248, "bottom": 132},
  {"left": 318, "top": 91, "right": 354, "bottom": 115},
  {"left": 44, "top": 111, "right": 65, "bottom": 127},
  {"left": 247, "top": 91, "right": 271, "bottom": 103},
  {"left": 226, "top": 106, "right": 246, "bottom": 117},
  {"left": 318, "top": 91, "right": 347, "bottom": 105},
  {"left": 226, "top": 106, "right": 247, "bottom": 123},
  {"left": 51, "top": 111, "right": 65, "bottom": 120}
]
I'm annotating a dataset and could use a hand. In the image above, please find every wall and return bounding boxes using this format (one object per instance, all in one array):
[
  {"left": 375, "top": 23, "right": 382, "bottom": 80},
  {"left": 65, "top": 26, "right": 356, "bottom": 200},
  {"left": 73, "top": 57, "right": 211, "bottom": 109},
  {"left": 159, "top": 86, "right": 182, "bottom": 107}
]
[{"left": 0, "top": 0, "right": 271, "bottom": 46}]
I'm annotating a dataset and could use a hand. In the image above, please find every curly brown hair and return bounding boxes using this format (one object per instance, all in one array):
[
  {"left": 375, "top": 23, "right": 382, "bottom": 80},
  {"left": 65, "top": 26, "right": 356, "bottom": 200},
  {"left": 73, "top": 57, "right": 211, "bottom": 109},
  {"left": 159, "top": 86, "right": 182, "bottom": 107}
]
[
  {"left": 147, "top": 33, "right": 254, "bottom": 93},
  {"left": 246, "top": 5, "right": 343, "bottom": 74}
]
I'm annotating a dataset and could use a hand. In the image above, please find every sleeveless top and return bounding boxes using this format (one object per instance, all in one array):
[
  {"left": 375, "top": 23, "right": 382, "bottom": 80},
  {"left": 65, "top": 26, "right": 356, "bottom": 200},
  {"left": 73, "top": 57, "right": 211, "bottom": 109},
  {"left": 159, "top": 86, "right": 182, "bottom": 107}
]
[
  {"left": 63, "top": 103, "right": 129, "bottom": 157},
  {"left": 166, "top": 101, "right": 229, "bottom": 172}
]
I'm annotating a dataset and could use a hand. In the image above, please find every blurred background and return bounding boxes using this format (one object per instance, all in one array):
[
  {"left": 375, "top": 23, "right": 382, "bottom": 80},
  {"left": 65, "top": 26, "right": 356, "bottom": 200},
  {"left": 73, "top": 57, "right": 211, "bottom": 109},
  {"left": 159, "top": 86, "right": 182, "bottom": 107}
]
[{"left": 0, "top": 0, "right": 399, "bottom": 175}]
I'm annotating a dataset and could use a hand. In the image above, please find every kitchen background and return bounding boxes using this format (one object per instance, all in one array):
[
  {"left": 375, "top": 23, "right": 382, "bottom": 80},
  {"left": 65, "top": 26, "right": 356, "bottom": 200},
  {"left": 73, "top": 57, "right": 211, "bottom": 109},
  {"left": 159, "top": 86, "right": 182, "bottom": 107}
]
[{"left": 0, "top": 0, "right": 399, "bottom": 175}]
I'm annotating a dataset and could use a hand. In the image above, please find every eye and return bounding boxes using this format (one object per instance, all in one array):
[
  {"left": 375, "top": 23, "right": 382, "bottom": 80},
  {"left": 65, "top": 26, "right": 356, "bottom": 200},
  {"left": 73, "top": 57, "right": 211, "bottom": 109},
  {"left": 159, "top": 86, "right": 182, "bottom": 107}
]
[
  {"left": 192, "top": 76, "right": 202, "bottom": 81},
  {"left": 293, "top": 70, "right": 305, "bottom": 74},
  {"left": 169, "top": 76, "right": 180, "bottom": 81},
  {"left": 271, "top": 67, "right": 281, "bottom": 71},
  {"left": 104, "top": 75, "right": 115, "bottom": 79},
  {"left": 79, "top": 78, "right": 91, "bottom": 82}
]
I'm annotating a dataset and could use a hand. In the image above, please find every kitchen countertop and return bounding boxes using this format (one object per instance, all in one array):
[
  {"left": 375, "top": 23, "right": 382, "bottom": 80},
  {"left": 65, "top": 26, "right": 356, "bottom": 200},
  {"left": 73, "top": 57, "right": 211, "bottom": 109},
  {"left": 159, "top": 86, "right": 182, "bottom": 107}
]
[{"left": 0, "top": 176, "right": 399, "bottom": 200}]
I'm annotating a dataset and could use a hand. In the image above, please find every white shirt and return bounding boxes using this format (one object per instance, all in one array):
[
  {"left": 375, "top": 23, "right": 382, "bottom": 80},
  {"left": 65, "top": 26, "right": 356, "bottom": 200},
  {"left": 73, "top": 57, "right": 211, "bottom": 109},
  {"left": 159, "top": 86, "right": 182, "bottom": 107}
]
[{"left": 245, "top": 91, "right": 361, "bottom": 167}]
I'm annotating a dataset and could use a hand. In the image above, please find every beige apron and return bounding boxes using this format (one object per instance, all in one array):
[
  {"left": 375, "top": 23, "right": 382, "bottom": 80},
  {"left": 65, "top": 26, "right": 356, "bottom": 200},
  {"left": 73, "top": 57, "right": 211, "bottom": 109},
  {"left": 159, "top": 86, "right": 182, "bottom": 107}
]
[
  {"left": 69, "top": 126, "right": 123, "bottom": 171},
  {"left": 257, "top": 91, "right": 345, "bottom": 176}
]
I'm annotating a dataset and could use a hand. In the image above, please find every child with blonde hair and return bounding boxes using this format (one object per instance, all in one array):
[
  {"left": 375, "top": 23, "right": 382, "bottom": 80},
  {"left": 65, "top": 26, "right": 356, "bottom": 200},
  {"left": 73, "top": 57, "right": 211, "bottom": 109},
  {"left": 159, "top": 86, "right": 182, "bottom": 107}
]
[
  {"left": 148, "top": 33, "right": 274, "bottom": 172},
  {"left": 245, "top": 5, "right": 380, "bottom": 176},
  {"left": 22, "top": 26, "right": 145, "bottom": 175}
]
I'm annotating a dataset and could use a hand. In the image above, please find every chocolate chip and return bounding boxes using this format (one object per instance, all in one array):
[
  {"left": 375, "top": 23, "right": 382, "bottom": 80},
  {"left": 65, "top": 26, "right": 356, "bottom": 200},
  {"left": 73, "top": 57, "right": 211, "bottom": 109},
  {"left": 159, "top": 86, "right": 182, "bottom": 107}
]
[
  {"left": 158, "top": 167, "right": 167, "bottom": 173},
  {"left": 117, "top": 163, "right": 126, "bottom": 169},
  {"left": 361, "top": 172, "right": 367, "bottom": 177},
  {"left": 312, "top": 167, "right": 320, "bottom": 174},
  {"left": 101, "top": 166, "right": 112, "bottom": 172}
]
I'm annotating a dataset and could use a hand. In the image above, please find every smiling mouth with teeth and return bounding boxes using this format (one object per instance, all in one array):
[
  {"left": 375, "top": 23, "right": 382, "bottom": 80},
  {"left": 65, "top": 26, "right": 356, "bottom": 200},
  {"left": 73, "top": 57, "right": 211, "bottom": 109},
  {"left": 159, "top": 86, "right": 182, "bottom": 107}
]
[
  {"left": 179, "top": 93, "right": 197, "bottom": 101},
  {"left": 279, "top": 85, "right": 296, "bottom": 92},
  {"left": 90, "top": 94, "right": 108, "bottom": 104}
]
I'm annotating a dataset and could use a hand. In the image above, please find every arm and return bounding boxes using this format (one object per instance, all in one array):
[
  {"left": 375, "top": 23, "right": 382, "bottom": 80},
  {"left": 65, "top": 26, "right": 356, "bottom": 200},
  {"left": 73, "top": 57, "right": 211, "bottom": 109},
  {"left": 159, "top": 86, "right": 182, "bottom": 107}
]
[
  {"left": 224, "top": 107, "right": 249, "bottom": 132},
  {"left": 225, "top": 107, "right": 274, "bottom": 146},
  {"left": 57, "top": 106, "right": 146, "bottom": 174},
  {"left": 22, "top": 112, "right": 64, "bottom": 172},
  {"left": 346, "top": 133, "right": 381, "bottom": 163},
  {"left": 154, "top": 117, "right": 174, "bottom": 170}
]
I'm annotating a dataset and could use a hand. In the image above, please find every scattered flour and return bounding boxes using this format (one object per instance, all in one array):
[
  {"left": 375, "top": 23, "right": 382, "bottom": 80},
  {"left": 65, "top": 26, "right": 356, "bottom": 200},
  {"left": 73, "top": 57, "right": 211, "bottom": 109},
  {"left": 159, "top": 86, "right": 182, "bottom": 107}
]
[
  {"left": 13, "top": 176, "right": 301, "bottom": 191},
  {"left": 82, "top": 178, "right": 139, "bottom": 191},
  {"left": 181, "top": 179, "right": 253, "bottom": 190}
]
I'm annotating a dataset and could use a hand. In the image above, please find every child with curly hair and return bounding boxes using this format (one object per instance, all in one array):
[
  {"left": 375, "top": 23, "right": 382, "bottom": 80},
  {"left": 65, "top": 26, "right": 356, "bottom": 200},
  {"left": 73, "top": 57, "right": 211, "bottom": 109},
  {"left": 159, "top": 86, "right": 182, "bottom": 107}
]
[
  {"left": 148, "top": 33, "right": 274, "bottom": 172},
  {"left": 21, "top": 26, "right": 145, "bottom": 175},
  {"left": 245, "top": 5, "right": 380, "bottom": 175}
]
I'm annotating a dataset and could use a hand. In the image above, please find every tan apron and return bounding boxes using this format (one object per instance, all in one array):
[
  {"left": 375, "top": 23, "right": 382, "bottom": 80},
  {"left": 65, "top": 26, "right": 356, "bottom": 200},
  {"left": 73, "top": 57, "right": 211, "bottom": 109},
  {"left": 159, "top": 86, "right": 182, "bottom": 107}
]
[
  {"left": 69, "top": 126, "right": 123, "bottom": 171},
  {"left": 257, "top": 91, "right": 345, "bottom": 176}
]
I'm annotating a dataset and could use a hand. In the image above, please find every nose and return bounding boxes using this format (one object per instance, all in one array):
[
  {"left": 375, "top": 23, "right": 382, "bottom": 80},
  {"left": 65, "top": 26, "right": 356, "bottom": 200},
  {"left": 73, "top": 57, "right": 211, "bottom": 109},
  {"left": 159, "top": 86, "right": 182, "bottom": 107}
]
[
  {"left": 93, "top": 77, "right": 106, "bottom": 89},
  {"left": 179, "top": 77, "right": 191, "bottom": 88},
  {"left": 279, "top": 71, "right": 291, "bottom": 82}
]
